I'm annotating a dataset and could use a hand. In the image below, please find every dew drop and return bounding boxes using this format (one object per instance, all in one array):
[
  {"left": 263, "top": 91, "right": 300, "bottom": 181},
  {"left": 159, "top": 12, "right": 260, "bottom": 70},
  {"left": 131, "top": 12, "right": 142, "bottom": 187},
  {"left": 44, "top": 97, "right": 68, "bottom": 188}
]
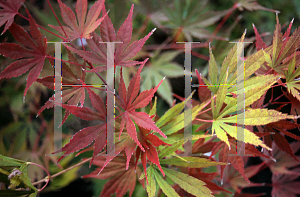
[{"left": 221, "top": 179, "right": 223, "bottom": 185}]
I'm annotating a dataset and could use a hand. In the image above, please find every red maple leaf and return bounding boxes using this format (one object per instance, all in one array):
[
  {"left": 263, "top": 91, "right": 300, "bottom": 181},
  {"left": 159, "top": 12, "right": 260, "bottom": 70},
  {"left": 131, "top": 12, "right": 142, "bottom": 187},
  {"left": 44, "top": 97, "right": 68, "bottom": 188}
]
[
  {"left": 0, "top": 9, "right": 48, "bottom": 98},
  {"left": 37, "top": 48, "right": 87, "bottom": 126},
  {"left": 271, "top": 167, "right": 300, "bottom": 197},
  {"left": 65, "top": 4, "right": 155, "bottom": 72},
  {"left": 263, "top": 120, "right": 300, "bottom": 161},
  {"left": 83, "top": 156, "right": 144, "bottom": 197},
  {"left": 0, "top": 0, "right": 24, "bottom": 35},
  {"left": 211, "top": 138, "right": 271, "bottom": 183},
  {"left": 116, "top": 59, "right": 166, "bottom": 151},
  {"left": 135, "top": 127, "right": 170, "bottom": 184},
  {"left": 222, "top": 157, "right": 266, "bottom": 193},
  {"left": 261, "top": 141, "right": 300, "bottom": 175},
  {"left": 53, "top": 87, "right": 107, "bottom": 165},
  {"left": 49, "top": 0, "right": 106, "bottom": 41}
]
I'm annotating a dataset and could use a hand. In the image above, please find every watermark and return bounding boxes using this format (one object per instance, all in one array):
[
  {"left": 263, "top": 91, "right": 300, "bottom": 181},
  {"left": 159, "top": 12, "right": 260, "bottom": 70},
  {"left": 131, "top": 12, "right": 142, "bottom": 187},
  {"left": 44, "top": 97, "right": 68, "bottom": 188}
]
[
  {"left": 180, "top": 41, "right": 252, "bottom": 156},
  {"left": 48, "top": 41, "right": 122, "bottom": 157},
  {"left": 49, "top": 40, "right": 253, "bottom": 157}
]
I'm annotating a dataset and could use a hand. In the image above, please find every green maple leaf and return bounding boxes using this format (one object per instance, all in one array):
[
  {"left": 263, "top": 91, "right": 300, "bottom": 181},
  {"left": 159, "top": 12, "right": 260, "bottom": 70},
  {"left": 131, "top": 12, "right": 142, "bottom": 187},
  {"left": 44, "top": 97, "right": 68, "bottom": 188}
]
[{"left": 141, "top": 51, "right": 183, "bottom": 106}]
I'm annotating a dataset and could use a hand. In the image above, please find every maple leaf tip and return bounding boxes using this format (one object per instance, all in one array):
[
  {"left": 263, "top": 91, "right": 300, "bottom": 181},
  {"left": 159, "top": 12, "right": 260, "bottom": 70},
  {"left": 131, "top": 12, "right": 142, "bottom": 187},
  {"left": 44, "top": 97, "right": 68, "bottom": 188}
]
[{"left": 151, "top": 28, "right": 157, "bottom": 34}]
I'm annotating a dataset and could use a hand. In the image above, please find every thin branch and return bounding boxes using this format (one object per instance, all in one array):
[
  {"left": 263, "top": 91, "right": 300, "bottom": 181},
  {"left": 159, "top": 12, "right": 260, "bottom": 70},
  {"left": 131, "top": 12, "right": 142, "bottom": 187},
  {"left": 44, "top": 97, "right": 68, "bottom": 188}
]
[
  {"left": 27, "top": 162, "right": 50, "bottom": 192},
  {"left": 32, "top": 157, "right": 92, "bottom": 186}
]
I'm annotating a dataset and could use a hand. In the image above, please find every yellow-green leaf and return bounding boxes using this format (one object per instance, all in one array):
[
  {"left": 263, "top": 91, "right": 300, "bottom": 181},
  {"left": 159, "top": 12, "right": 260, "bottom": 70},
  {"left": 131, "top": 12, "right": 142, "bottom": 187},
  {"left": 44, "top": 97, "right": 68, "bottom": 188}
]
[
  {"left": 152, "top": 168, "right": 180, "bottom": 197},
  {"left": 221, "top": 109, "right": 294, "bottom": 126},
  {"left": 162, "top": 167, "right": 214, "bottom": 197},
  {"left": 160, "top": 157, "right": 227, "bottom": 168},
  {"left": 146, "top": 166, "right": 156, "bottom": 197},
  {"left": 218, "top": 123, "right": 271, "bottom": 150}
]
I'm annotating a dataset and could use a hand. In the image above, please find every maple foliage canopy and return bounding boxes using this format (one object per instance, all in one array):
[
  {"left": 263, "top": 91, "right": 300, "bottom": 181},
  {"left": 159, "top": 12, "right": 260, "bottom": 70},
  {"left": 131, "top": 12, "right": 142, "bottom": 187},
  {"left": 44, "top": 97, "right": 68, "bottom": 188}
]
[{"left": 1, "top": 0, "right": 300, "bottom": 197}]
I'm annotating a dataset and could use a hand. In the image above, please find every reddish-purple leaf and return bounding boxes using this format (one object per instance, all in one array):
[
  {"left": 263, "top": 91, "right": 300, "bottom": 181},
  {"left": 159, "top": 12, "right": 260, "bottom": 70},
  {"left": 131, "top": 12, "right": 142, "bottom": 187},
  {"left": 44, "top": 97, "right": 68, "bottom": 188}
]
[
  {"left": 0, "top": 0, "right": 24, "bottom": 35},
  {"left": 60, "top": 104, "right": 103, "bottom": 121},
  {"left": 130, "top": 112, "right": 167, "bottom": 138},
  {"left": 0, "top": 10, "right": 47, "bottom": 98},
  {"left": 54, "top": 124, "right": 106, "bottom": 163},
  {"left": 272, "top": 167, "right": 300, "bottom": 197},
  {"left": 67, "top": 5, "right": 154, "bottom": 71},
  {"left": 252, "top": 23, "right": 267, "bottom": 51},
  {"left": 50, "top": 0, "right": 106, "bottom": 41},
  {"left": 83, "top": 156, "right": 142, "bottom": 197}
]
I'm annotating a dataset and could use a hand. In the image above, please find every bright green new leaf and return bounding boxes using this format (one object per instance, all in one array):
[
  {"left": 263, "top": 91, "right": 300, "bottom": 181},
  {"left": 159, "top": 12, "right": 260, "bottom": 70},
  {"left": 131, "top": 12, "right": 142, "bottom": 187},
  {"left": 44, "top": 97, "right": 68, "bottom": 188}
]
[{"left": 141, "top": 51, "right": 183, "bottom": 106}]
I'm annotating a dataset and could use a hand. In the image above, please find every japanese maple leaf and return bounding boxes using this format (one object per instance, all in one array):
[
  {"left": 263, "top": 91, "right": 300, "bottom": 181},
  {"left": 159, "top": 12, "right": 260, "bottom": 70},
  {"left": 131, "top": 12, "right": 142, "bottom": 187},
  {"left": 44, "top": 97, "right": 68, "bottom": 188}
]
[
  {"left": 65, "top": 4, "right": 155, "bottom": 72},
  {"left": 222, "top": 157, "right": 266, "bottom": 193},
  {"left": 282, "top": 89, "right": 300, "bottom": 116},
  {"left": 53, "top": 87, "right": 107, "bottom": 165},
  {"left": 0, "top": 0, "right": 24, "bottom": 35},
  {"left": 235, "top": 0, "right": 277, "bottom": 12},
  {"left": 174, "top": 168, "right": 231, "bottom": 196},
  {"left": 37, "top": 48, "right": 87, "bottom": 126},
  {"left": 116, "top": 59, "right": 167, "bottom": 151},
  {"left": 254, "top": 16, "right": 300, "bottom": 75},
  {"left": 135, "top": 127, "right": 170, "bottom": 184},
  {"left": 271, "top": 167, "right": 300, "bottom": 197},
  {"left": 262, "top": 141, "right": 300, "bottom": 175},
  {"left": 263, "top": 120, "right": 300, "bottom": 161},
  {"left": 211, "top": 138, "right": 272, "bottom": 183},
  {"left": 83, "top": 156, "right": 144, "bottom": 197},
  {"left": 0, "top": 10, "right": 48, "bottom": 98},
  {"left": 96, "top": 132, "right": 138, "bottom": 175},
  {"left": 49, "top": 0, "right": 106, "bottom": 41}
]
